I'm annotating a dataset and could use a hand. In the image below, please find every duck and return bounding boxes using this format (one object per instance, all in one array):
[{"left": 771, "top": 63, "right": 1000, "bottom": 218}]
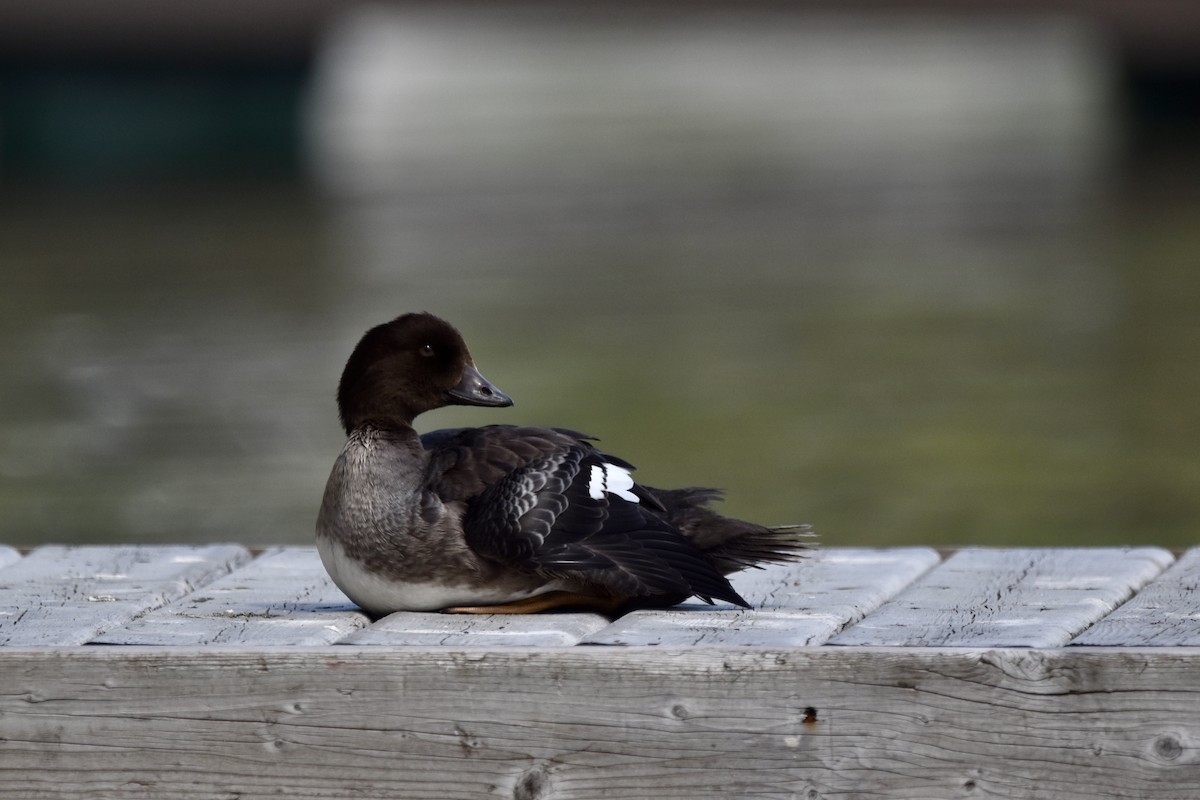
[{"left": 316, "top": 312, "right": 811, "bottom": 615}]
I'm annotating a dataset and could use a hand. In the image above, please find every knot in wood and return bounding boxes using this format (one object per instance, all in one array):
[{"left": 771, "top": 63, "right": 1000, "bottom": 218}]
[
  {"left": 513, "top": 765, "right": 550, "bottom": 800},
  {"left": 1153, "top": 735, "right": 1183, "bottom": 761}
]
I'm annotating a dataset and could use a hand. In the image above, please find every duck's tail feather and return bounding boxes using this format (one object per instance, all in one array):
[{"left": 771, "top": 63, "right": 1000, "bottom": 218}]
[{"left": 644, "top": 486, "right": 816, "bottom": 575}]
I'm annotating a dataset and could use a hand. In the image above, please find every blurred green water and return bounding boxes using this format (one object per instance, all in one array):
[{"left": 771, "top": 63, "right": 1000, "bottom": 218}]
[{"left": 0, "top": 180, "right": 1196, "bottom": 549}]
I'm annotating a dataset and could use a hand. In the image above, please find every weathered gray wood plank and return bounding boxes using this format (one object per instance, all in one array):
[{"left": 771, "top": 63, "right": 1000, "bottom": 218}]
[
  {"left": 585, "top": 547, "right": 940, "bottom": 646},
  {"left": 1, "top": 646, "right": 1198, "bottom": 800},
  {"left": 0, "top": 546, "right": 19, "bottom": 570},
  {"left": 832, "top": 547, "right": 1174, "bottom": 647},
  {"left": 346, "top": 611, "right": 610, "bottom": 646},
  {"left": 0, "top": 545, "right": 250, "bottom": 646},
  {"left": 93, "top": 547, "right": 368, "bottom": 646},
  {"left": 1073, "top": 547, "right": 1200, "bottom": 646}
]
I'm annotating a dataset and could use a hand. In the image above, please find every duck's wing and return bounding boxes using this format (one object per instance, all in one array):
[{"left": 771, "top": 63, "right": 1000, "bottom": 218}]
[
  {"left": 424, "top": 425, "right": 747, "bottom": 607},
  {"left": 422, "top": 425, "right": 593, "bottom": 501}
]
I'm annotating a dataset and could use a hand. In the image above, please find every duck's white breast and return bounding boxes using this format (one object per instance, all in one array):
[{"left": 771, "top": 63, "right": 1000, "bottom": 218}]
[{"left": 316, "top": 536, "right": 549, "bottom": 613}]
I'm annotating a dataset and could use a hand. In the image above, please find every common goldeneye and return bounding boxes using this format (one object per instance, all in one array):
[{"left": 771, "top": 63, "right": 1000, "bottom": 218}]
[{"left": 316, "top": 312, "right": 810, "bottom": 615}]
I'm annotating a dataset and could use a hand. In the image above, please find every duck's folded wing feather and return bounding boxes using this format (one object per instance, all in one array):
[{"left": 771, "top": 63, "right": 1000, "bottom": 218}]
[
  {"left": 446, "top": 433, "right": 745, "bottom": 605},
  {"left": 423, "top": 425, "right": 588, "bottom": 502}
]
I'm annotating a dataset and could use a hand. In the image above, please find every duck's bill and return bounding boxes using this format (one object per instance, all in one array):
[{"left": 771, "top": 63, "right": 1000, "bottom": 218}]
[{"left": 448, "top": 364, "right": 514, "bottom": 407}]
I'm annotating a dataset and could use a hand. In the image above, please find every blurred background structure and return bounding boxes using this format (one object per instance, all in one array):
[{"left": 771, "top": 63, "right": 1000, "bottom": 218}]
[{"left": 0, "top": 2, "right": 1198, "bottom": 548}]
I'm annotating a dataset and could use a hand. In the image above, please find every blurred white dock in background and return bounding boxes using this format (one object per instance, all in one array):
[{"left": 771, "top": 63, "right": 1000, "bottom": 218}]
[{"left": 306, "top": 7, "right": 1113, "bottom": 230}]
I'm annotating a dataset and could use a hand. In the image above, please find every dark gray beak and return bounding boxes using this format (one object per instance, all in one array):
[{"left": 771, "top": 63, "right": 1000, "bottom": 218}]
[{"left": 448, "top": 364, "right": 514, "bottom": 407}]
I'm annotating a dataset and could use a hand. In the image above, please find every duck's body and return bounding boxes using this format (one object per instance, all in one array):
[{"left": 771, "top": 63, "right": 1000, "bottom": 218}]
[{"left": 316, "top": 313, "right": 810, "bottom": 615}]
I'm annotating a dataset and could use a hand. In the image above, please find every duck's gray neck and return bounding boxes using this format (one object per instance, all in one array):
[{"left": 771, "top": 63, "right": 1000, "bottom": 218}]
[
  {"left": 351, "top": 421, "right": 421, "bottom": 447},
  {"left": 321, "top": 425, "right": 429, "bottom": 535}
]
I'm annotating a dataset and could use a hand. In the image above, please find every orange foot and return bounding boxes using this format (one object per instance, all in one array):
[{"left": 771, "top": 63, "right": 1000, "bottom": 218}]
[{"left": 443, "top": 591, "right": 625, "bottom": 615}]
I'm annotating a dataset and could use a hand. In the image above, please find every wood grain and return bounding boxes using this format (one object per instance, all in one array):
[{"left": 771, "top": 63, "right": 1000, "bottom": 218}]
[
  {"left": 1, "top": 646, "right": 1198, "bottom": 799},
  {"left": 832, "top": 547, "right": 1174, "bottom": 647},
  {"left": 346, "top": 611, "right": 611, "bottom": 646},
  {"left": 586, "top": 547, "right": 939, "bottom": 646},
  {"left": 0, "top": 544, "right": 250, "bottom": 646},
  {"left": 93, "top": 547, "right": 369, "bottom": 646},
  {"left": 1073, "top": 547, "right": 1200, "bottom": 646}
]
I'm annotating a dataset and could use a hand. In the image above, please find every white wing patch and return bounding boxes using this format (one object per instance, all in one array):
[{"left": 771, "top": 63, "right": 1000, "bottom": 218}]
[{"left": 588, "top": 462, "right": 639, "bottom": 504}]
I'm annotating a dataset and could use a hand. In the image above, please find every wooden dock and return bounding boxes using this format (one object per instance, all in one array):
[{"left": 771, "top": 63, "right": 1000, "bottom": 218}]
[{"left": 1, "top": 544, "right": 1198, "bottom": 799}]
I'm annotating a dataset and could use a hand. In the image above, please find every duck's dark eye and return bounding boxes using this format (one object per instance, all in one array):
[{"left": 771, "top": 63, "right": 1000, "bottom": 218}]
[{"left": 419, "top": 344, "right": 435, "bottom": 358}]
